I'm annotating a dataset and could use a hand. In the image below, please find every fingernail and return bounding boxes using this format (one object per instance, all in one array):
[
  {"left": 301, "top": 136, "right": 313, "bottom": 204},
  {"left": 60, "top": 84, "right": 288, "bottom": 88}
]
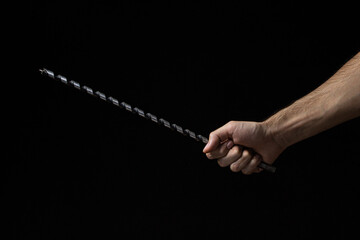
[{"left": 226, "top": 141, "right": 234, "bottom": 149}]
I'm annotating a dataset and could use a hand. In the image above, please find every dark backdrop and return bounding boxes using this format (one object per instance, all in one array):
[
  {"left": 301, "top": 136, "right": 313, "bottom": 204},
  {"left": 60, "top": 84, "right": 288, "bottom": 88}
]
[{"left": 5, "top": 1, "right": 360, "bottom": 239}]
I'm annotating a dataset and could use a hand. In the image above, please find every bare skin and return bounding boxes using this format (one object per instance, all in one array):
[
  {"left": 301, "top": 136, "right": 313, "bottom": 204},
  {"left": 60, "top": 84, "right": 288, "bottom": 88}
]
[{"left": 203, "top": 52, "right": 360, "bottom": 175}]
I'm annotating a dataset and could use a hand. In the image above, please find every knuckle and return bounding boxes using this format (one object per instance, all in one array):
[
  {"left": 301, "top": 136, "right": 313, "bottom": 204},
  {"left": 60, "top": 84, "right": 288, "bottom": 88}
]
[
  {"left": 232, "top": 146, "right": 241, "bottom": 154},
  {"left": 227, "top": 121, "right": 235, "bottom": 127},
  {"left": 251, "top": 156, "right": 261, "bottom": 166},
  {"left": 236, "top": 160, "right": 246, "bottom": 170},
  {"left": 220, "top": 146, "right": 228, "bottom": 155},
  {"left": 217, "top": 160, "right": 227, "bottom": 167},
  {"left": 230, "top": 164, "right": 240, "bottom": 172},
  {"left": 254, "top": 155, "right": 262, "bottom": 164},
  {"left": 242, "top": 150, "right": 250, "bottom": 158},
  {"left": 242, "top": 158, "right": 260, "bottom": 175},
  {"left": 206, "top": 153, "right": 214, "bottom": 159}
]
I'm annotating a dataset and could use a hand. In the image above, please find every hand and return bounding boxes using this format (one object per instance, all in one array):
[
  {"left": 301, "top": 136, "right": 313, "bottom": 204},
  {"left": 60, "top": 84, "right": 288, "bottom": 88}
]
[{"left": 203, "top": 121, "right": 285, "bottom": 174}]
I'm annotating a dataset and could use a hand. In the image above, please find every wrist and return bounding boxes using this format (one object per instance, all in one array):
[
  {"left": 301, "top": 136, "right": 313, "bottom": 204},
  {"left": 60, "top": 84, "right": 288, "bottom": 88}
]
[
  {"left": 261, "top": 117, "right": 291, "bottom": 150},
  {"left": 262, "top": 103, "right": 327, "bottom": 149}
]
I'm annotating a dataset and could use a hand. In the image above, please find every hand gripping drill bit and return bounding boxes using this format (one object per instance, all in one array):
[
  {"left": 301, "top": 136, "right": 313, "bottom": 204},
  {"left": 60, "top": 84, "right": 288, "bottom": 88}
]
[{"left": 39, "top": 68, "right": 276, "bottom": 173}]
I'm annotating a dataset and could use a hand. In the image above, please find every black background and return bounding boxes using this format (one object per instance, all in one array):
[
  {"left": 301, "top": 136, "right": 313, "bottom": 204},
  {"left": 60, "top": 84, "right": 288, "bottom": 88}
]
[{"left": 5, "top": 1, "right": 360, "bottom": 239}]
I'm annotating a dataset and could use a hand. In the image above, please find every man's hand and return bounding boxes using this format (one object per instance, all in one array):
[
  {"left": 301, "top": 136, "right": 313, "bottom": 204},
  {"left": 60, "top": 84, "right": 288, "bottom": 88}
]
[
  {"left": 203, "top": 121, "right": 285, "bottom": 174},
  {"left": 203, "top": 52, "right": 360, "bottom": 175}
]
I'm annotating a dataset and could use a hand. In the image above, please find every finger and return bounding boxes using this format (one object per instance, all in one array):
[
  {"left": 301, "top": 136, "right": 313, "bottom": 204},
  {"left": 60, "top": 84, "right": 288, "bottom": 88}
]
[
  {"left": 217, "top": 145, "right": 243, "bottom": 167},
  {"left": 206, "top": 140, "right": 234, "bottom": 159},
  {"left": 253, "top": 167, "right": 263, "bottom": 173},
  {"left": 241, "top": 154, "right": 262, "bottom": 175},
  {"left": 203, "top": 122, "right": 236, "bottom": 153},
  {"left": 229, "top": 149, "right": 252, "bottom": 172}
]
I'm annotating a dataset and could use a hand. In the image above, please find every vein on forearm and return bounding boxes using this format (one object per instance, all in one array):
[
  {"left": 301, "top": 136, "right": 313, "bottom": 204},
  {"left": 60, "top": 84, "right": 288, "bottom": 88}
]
[{"left": 265, "top": 52, "right": 360, "bottom": 148}]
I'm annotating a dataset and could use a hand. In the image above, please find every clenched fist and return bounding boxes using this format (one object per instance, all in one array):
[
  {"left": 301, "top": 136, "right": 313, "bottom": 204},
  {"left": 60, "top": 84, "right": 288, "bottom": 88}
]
[{"left": 203, "top": 121, "right": 285, "bottom": 175}]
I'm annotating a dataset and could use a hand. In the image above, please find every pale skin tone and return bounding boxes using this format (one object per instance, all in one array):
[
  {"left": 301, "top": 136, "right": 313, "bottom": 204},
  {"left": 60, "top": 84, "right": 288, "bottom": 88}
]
[{"left": 203, "top": 52, "right": 360, "bottom": 175}]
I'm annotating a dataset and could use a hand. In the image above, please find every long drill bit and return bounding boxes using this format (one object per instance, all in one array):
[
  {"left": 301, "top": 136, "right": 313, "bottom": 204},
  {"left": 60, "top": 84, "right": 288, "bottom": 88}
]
[{"left": 39, "top": 68, "right": 276, "bottom": 173}]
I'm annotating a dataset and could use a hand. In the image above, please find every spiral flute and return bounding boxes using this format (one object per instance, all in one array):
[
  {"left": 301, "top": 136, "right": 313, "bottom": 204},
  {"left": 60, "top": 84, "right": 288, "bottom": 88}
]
[{"left": 39, "top": 68, "right": 276, "bottom": 173}]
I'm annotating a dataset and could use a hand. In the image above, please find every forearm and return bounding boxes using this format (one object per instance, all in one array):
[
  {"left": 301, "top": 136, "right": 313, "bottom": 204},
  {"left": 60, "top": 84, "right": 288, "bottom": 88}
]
[{"left": 264, "top": 52, "right": 360, "bottom": 148}]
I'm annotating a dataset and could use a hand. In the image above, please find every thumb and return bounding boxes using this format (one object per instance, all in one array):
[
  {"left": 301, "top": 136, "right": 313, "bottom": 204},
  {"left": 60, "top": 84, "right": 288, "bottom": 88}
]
[{"left": 202, "top": 122, "right": 234, "bottom": 153}]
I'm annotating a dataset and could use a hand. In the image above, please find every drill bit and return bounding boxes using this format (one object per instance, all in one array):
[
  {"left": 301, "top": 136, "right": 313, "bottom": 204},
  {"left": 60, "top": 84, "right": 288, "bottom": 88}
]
[{"left": 39, "top": 68, "right": 276, "bottom": 173}]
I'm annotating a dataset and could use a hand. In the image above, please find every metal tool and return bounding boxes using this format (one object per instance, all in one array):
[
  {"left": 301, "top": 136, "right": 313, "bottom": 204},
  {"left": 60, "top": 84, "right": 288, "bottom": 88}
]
[{"left": 39, "top": 68, "right": 276, "bottom": 173}]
